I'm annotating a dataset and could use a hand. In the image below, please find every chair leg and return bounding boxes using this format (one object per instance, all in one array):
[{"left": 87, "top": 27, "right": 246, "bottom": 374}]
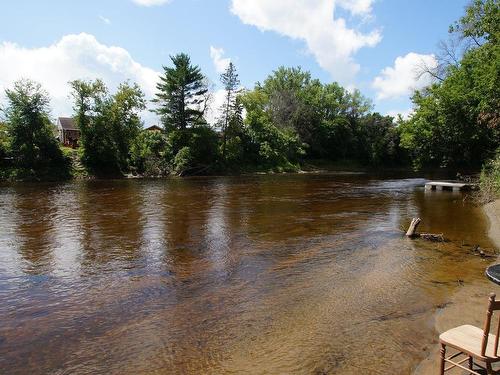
[
  {"left": 468, "top": 356, "right": 473, "bottom": 370},
  {"left": 440, "top": 343, "right": 446, "bottom": 375},
  {"left": 486, "top": 362, "right": 494, "bottom": 375}
]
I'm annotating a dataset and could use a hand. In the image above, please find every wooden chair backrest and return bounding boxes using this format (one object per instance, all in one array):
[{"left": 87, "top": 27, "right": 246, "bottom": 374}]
[{"left": 481, "top": 293, "right": 500, "bottom": 357}]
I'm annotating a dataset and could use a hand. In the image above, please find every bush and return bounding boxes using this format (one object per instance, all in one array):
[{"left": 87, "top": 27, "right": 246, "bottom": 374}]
[
  {"left": 480, "top": 152, "right": 500, "bottom": 202},
  {"left": 130, "top": 131, "right": 171, "bottom": 176},
  {"left": 173, "top": 146, "right": 194, "bottom": 175},
  {"left": 0, "top": 122, "right": 10, "bottom": 160},
  {"left": 169, "top": 126, "right": 220, "bottom": 176},
  {"left": 244, "top": 115, "right": 304, "bottom": 171}
]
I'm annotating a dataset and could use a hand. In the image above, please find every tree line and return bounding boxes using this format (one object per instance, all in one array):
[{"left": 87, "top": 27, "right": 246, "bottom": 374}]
[{"left": 0, "top": 0, "right": 498, "bottom": 180}]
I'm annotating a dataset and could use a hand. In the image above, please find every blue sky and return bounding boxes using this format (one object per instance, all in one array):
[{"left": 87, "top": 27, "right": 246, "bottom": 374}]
[{"left": 0, "top": 0, "right": 470, "bottom": 123}]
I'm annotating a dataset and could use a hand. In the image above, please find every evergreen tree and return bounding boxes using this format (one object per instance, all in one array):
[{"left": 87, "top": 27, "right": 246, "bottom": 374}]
[
  {"left": 218, "top": 62, "right": 241, "bottom": 158},
  {"left": 153, "top": 53, "right": 207, "bottom": 131}
]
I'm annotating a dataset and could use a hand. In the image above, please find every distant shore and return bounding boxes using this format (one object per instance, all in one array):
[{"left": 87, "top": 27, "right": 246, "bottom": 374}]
[
  {"left": 414, "top": 199, "right": 500, "bottom": 374},
  {"left": 0, "top": 159, "right": 470, "bottom": 183}
]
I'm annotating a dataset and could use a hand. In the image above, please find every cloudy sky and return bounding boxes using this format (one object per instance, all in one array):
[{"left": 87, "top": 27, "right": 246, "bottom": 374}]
[{"left": 0, "top": 0, "right": 469, "bottom": 124}]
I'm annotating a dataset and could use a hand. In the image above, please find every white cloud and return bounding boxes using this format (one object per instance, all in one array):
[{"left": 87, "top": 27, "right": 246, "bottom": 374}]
[
  {"left": 210, "top": 46, "right": 231, "bottom": 74},
  {"left": 230, "top": 0, "right": 381, "bottom": 84},
  {"left": 0, "top": 33, "right": 160, "bottom": 124},
  {"left": 386, "top": 108, "right": 414, "bottom": 120},
  {"left": 132, "top": 0, "right": 171, "bottom": 6},
  {"left": 337, "top": 0, "right": 373, "bottom": 16},
  {"left": 99, "top": 15, "right": 111, "bottom": 25},
  {"left": 205, "top": 89, "right": 227, "bottom": 126},
  {"left": 372, "top": 52, "right": 437, "bottom": 100}
]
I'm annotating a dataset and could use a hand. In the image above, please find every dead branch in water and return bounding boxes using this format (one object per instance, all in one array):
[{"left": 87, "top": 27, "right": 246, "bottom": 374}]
[
  {"left": 405, "top": 218, "right": 421, "bottom": 237},
  {"left": 405, "top": 218, "right": 446, "bottom": 242}
]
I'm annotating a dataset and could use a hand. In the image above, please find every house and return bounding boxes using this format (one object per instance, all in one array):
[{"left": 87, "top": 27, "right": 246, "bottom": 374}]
[
  {"left": 144, "top": 125, "right": 163, "bottom": 132},
  {"left": 57, "top": 117, "right": 80, "bottom": 148}
]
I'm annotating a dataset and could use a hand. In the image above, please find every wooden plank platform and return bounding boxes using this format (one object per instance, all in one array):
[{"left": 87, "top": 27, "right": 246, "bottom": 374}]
[{"left": 425, "top": 181, "right": 472, "bottom": 192}]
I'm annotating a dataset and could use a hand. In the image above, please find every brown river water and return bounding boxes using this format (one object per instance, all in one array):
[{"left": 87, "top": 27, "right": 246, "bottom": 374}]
[{"left": 0, "top": 174, "right": 496, "bottom": 374}]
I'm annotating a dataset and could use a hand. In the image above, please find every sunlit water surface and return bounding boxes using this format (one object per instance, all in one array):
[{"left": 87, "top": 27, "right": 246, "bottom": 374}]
[{"left": 0, "top": 174, "right": 495, "bottom": 374}]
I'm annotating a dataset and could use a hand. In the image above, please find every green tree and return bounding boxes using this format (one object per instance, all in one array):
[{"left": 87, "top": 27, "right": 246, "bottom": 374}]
[
  {"left": 315, "top": 83, "right": 372, "bottom": 159},
  {"left": 0, "top": 121, "right": 9, "bottom": 160},
  {"left": 3, "top": 79, "right": 69, "bottom": 178},
  {"left": 70, "top": 80, "right": 145, "bottom": 174},
  {"left": 223, "top": 96, "right": 246, "bottom": 165},
  {"left": 450, "top": 0, "right": 499, "bottom": 45},
  {"left": 357, "top": 113, "right": 403, "bottom": 165},
  {"left": 240, "top": 88, "right": 304, "bottom": 171},
  {"left": 153, "top": 53, "right": 208, "bottom": 131},
  {"left": 400, "top": 0, "right": 499, "bottom": 169},
  {"left": 169, "top": 125, "right": 219, "bottom": 176},
  {"left": 261, "top": 67, "right": 322, "bottom": 147},
  {"left": 218, "top": 62, "right": 241, "bottom": 159},
  {"left": 130, "top": 130, "right": 171, "bottom": 176}
]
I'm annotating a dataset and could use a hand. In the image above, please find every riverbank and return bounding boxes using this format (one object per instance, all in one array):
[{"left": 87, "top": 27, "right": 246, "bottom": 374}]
[
  {"left": 0, "top": 163, "right": 462, "bottom": 183},
  {"left": 414, "top": 199, "right": 500, "bottom": 374}
]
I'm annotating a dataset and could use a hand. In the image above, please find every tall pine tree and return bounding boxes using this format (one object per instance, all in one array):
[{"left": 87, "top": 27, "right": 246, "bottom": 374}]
[
  {"left": 218, "top": 62, "right": 241, "bottom": 158},
  {"left": 153, "top": 53, "right": 207, "bottom": 131}
]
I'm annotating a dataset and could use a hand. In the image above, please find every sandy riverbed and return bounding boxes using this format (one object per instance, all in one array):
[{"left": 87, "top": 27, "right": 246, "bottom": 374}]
[{"left": 415, "top": 200, "right": 500, "bottom": 374}]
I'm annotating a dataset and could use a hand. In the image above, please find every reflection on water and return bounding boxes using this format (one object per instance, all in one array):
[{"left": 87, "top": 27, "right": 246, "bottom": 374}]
[{"left": 0, "top": 174, "right": 496, "bottom": 374}]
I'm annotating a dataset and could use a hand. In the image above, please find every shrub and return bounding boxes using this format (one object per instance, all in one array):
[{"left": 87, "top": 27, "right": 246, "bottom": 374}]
[
  {"left": 130, "top": 131, "right": 171, "bottom": 176},
  {"left": 169, "top": 126, "right": 220, "bottom": 176},
  {"left": 480, "top": 152, "right": 500, "bottom": 202}
]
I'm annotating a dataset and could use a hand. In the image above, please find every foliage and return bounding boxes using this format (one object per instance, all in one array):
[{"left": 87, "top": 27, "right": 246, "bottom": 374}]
[
  {"left": 0, "top": 121, "right": 10, "bottom": 160},
  {"left": 261, "top": 67, "right": 321, "bottom": 150},
  {"left": 400, "top": 0, "right": 499, "bottom": 170},
  {"left": 240, "top": 66, "right": 399, "bottom": 169},
  {"left": 0, "top": 121, "right": 12, "bottom": 179},
  {"left": 168, "top": 126, "right": 219, "bottom": 175},
  {"left": 130, "top": 130, "right": 171, "bottom": 176},
  {"left": 153, "top": 53, "right": 208, "bottom": 131},
  {"left": 223, "top": 96, "right": 246, "bottom": 166},
  {"left": 357, "top": 113, "right": 404, "bottom": 166},
  {"left": 218, "top": 62, "right": 241, "bottom": 160},
  {"left": 480, "top": 151, "right": 500, "bottom": 201},
  {"left": 240, "top": 88, "right": 304, "bottom": 171},
  {"left": 449, "top": 0, "right": 499, "bottom": 45},
  {"left": 70, "top": 79, "right": 145, "bottom": 175},
  {"left": 3, "top": 79, "right": 70, "bottom": 179}
]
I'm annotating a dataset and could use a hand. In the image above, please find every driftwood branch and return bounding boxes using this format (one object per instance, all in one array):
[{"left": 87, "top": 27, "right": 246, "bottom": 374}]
[
  {"left": 405, "top": 218, "right": 421, "bottom": 237},
  {"left": 420, "top": 233, "right": 446, "bottom": 242},
  {"left": 406, "top": 217, "right": 445, "bottom": 242}
]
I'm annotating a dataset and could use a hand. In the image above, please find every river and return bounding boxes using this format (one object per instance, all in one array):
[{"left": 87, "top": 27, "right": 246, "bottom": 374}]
[{"left": 0, "top": 174, "right": 496, "bottom": 374}]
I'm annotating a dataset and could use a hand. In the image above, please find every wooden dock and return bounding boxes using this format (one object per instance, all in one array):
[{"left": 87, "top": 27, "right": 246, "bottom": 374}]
[{"left": 425, "top": 181, "right": 473, "bottom": 192}]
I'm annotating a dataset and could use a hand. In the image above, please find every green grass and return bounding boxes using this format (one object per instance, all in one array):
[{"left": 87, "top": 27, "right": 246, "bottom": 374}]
[{"left": 480, "top": 152, "right": 500, "bottom": 203}]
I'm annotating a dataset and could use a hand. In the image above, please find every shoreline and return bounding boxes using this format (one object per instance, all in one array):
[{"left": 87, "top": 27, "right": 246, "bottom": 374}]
[{"left": 414, "top": 199, "right": 500, "bottom": 374}]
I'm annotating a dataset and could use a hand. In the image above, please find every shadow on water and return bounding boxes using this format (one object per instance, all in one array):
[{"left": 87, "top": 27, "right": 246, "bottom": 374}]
[{"left": 0, "top": 173, "right": 496, "bottom": 374}]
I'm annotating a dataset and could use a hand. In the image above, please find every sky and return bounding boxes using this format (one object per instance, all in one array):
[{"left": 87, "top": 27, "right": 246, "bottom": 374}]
[{"left": 0, "top": 0, "right": 470, "bottom": 125}]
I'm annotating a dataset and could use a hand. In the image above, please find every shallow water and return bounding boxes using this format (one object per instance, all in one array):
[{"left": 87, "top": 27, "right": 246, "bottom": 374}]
[{"left": 0, "top": 174, "right": 495, "bottom": 374}]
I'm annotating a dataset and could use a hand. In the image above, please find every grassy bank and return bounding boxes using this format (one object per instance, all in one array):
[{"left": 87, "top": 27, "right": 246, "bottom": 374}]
[{"left": 480, "top": 153, "right": 500, "bottom": 203}]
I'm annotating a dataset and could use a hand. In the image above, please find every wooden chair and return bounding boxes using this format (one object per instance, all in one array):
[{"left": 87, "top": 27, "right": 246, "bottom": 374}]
[{"left": 440, "top": 293, "right": 500, "bottom": 374}]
